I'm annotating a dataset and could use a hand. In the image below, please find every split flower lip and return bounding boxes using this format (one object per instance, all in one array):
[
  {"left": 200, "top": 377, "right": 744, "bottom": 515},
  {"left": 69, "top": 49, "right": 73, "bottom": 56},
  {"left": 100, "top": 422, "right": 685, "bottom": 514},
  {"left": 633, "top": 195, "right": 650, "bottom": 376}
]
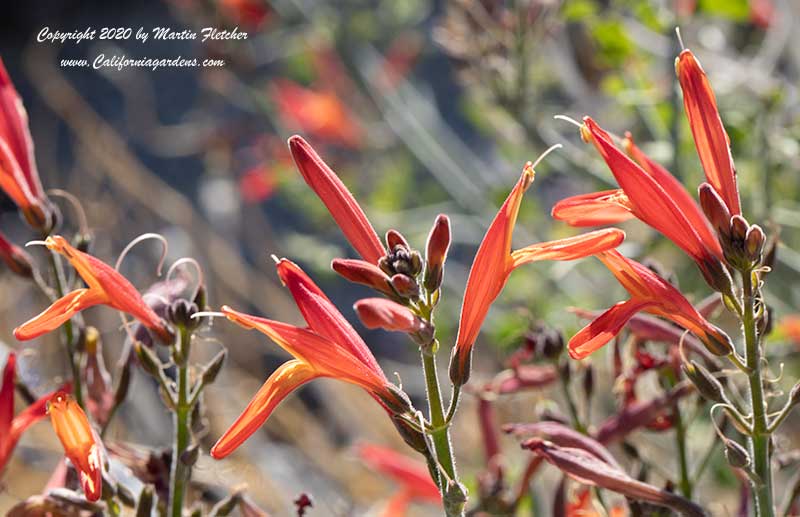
[
  {"left": 452, "top": 159, "right": 626, "bottom": 385},
  {"left": 552, "top": 116, "right": 728, "bottom": 291},
  {"left": 357, "top": 442, "right": 441, "bottom": 514},
  {"left": 13, "top": 236, "right": 172, "bottom": 343},
  {"left": 568, "top": 249, "right": 733, "bottom": 360},
  {"left": 1, "top": 352, "right": 65, "bottom": 474},
  {"left": 0, "top": 59, "right": 51, "bottom": 228},
  {"left": 288, "top": 135, "right": 385, "bottom": 264},
  {"left": 47, "top": 391, "right": 104, "bottom": 502},
  {"left": 676, "top": 49, "right": 741, "bottom": 216},
  {"left": 211, "top": 259, "right": 408, "bottom": 459}
]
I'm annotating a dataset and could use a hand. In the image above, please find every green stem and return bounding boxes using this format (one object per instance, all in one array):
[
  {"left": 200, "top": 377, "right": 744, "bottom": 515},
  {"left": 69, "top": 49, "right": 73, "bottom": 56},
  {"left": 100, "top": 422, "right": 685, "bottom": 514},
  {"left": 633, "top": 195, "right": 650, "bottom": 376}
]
[
  {"left": 742, "top": 271, "right": 774, "bottom": 517},
  {"left": 421, "top": 350, "right": 463, "bottom": 516},
  {"left": 557, "top": 364, "right": 584, "bottom": 433},
  {"left": 673, "top": 399, "right": 692, "bottom": 498},
  {"left": 169, "top": 326, "right": 192, "bottom": 517},
  {"left": 46, "top": 248, "right": 83, "bottom": 407}
]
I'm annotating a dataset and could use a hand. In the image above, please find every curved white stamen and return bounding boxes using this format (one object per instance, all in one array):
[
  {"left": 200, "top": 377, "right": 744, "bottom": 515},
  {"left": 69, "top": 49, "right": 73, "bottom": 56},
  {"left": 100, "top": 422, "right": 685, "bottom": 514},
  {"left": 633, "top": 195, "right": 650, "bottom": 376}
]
[
  {"left": 553, "top": 114, "right": 583, "bottom": 128},
  {"left": 116, "top": 233, "right": 169, "bottom": 275},
  {"left": 192, "top": 311, "right": 225, "bottom": 320},
  {"left": 167, "top": 257, "right": 205, "bottom": 301},
  {"left": 25, "top": 240, "right": 49, "bottom": 248},
  {"left": 675, "top": 27, "right": 685, "bottom": 51},
  {"left": 270, "top": 254, "right": 281, "bottom": 265},
  {"left": 47, "top": 189, "right": 90, "bottom": 235},
  {"left": 529, "top": 143, "right": 563, "bottom": 170}
]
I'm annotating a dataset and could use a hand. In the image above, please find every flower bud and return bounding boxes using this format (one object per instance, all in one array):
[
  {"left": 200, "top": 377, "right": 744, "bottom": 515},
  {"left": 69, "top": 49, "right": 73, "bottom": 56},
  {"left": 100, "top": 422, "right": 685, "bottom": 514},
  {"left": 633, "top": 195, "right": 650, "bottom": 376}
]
[
  {"left": 724, "top": 439, "right": 750, "bottom": 469},
  {"left": 730, "top": 215, "right": 749, "bottom": 243},
  {"left": 391, "top": 414, "right": 428, "bottom": 453},
  {"left": 354, "top": 298, "right": 422, "bottom": 333},
  {"left": 116, "top": 483, "right": 136, "bottom": 507},
  {"left": 424, "top": 214, "right": 451, "bottom": 292},
  {"left": 135, "top": 342, "right": 162, "bottom": 377},
  {"left": 114, "top": 359, "right": 132, "bottom": 407},
  {"left": 789, "top": 381, "right": 800, "bottom": 406},
  {"left": 700, "top": 325, "right": 735, "bottom": 357},
  {"left": 682, "top": 360, "right": 725, "bottom": 404},
  {"left": 382, "top": 241, "right": 423, "bottom": 277},
  {"left": 390, "top": 273, "right": 419, "bottom": 298},
  {"left": 201, "top": 349, "right": 227, "bottom": 385},
  {"left": 385, "top": 229, "right": 410, "bottom": 250},
  {"left": 745, "top": 224, "right": 766, "bottom": 263},
  {"left": 449, "top": 346, "right": 473, "bottom": 387},
  {"left": 379, "top": 383, "right": 414, "bottom": 415},
  {"left": 0, "top": 232, "right": 33, "bottom": 278},
  {"left": 331, "top": 258, "right": 393, "bottom": 295},
  {"left": 698, "top": 183, "right": 731, "bottom": 237},
  {"left": 167, "top": 299, "right": 200, "bottom": 331},
  {"left": 582, "top": 365, "right": 594, "bottom": 401},
  {"left": 180, "top": 443, "right": 200, "bottom": 466}
]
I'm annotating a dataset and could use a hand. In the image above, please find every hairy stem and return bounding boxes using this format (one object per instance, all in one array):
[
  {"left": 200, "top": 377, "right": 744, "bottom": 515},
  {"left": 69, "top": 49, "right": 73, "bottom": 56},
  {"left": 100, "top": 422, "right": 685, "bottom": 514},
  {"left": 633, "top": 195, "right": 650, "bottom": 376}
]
[
  {"left": 742, "top": 271, "right": 773, "bottom": 516},
  {"left": 47, "top": 249, "right": 83, "bottom": 407},
  {"left": 170, "top": 326, "right": 192, "bottom": 517}
]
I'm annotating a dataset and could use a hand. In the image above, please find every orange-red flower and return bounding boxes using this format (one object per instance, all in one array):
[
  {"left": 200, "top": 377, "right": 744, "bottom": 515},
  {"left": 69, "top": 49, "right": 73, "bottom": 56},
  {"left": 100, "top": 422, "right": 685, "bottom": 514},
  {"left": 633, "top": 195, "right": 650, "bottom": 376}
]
[
  {"left": 289, "top": 136, "right": 385, "bottom": 264},
  {"left": 14, "top": 236, "right": 171, "bottom": 343},
  {"left": 211, "top": 259, "right": 408, "bottom": 459},
  {"left": 1, "top": 353, "right": 63, "bottom": 474},
  {"left": 0, "top": 59, "right": 51, "bottom": 228},
  {"left": 551, "top": 117, "right": 728, "bottom": 291},
  {"left": 452, "top": 162, "right": 625, "bottom": 384},
  {"left": 566, "top": 488, "right": 627, "bottom": 517},
  {"left": 47, "top": 392, "right": 104, "bottom": 501},
  {"left": 357, "top": 443, "right": 440, "bottom": 517},
  {"left": 778, "top": 315, "right": 800, "bottom": 346},
  {"left": 676, "top": 50, "right": 740, "bottom": 216},
  {"left": 569, "top": 250, "right": 733, "bottom": 359},
  {"left": 272, "top": 80, "right": 363, "bottom": 148}
]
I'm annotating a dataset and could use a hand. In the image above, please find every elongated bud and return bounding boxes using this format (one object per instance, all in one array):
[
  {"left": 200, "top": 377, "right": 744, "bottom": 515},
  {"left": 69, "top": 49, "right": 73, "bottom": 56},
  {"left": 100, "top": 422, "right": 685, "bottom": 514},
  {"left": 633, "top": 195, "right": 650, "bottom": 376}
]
[
  {"left": 136, "top": 484, "right": 154, "bottom": 514},
  {"left": 449, "top": 346, "right": 473, "bottom": 386},
  {"left": 385, "top": 229, "right": 410, "bottom": 250},
  {"left": 391, "top": 414, "right": 428, "bottom": 453},
  {"left": 730, "top": 215, "right": 748, "bottom": 242},
  {"left": 390, "top": 273, "right": 419, "bottom": 298},
  {"left": 700, "top": 325, "right": 735, "bottom": 357},
  {"left": 789, "top": 381, "right": 800, "bottom": 406},
  {"left": 113, "top": 357, "right": 132, "bottom": 407},
  {"left": 582, "top": 365, "right": 594, "bottom": 401},
  {"left": 117, "top": 483, "right": 136, "bottom": 507},
  {"left": 135, "top": 342, "right": 162, "bottom": 377},
  {"left": 698, "top": 183, "right": 731, "bottom": 237},
  {"left": 83, "top": 327, "right": 111, "bottom": 409},
  {"left": 745, "top": 225, "right": 766, "bottom": 263},
  {"left": 724, "top": 439, "right": 750, "bottom": 469},
  {"left": 180, "top": 443, "right": 200, "bottom": 466},
  {"left": 424, "top": 214, "right": 451, "bottom": 292},
  {"left": 201, "top": 349, "right": 227, "bottom": 385},
  {"left": 378, "top": 383, "right": 414, "bottom": 415},
  {"left": 0, "top": 233, "right": 33, "bottom": 278},
  {"left": 354, "top": 298, "right": 423, "bottom": 332},
  {"left": 331, "top": 258, "right": 393, "bottom": 295},
  {"left": 682, "top": 360, "right": 725, "bottom": 404}
]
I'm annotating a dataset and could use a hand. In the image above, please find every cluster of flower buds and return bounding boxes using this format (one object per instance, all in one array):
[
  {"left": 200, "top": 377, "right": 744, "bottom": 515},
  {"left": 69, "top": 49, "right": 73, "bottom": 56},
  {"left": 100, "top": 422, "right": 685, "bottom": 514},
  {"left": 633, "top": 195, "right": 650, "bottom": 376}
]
[
  {"left": 378, "top": 230, "right": 424, "bottom": 298},
  {"left": 699, "top": 183, "right": 766, "bottom": 271}
]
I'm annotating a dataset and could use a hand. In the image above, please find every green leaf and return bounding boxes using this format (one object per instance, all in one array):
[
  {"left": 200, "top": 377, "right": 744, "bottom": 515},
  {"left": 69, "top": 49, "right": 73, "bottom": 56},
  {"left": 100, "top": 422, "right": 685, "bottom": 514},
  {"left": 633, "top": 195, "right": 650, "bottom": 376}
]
[{"left": 698, "top": 0, "right": 749, "bottom": 21}]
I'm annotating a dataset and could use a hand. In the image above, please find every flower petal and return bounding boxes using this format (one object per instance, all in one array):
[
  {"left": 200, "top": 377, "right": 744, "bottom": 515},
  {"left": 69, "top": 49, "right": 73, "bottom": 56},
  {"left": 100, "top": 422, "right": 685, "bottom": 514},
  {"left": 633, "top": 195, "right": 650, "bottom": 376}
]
[
  {"left": 569, "top": 299, "right": 653, "bottom": 360},
  {"left": 551, "top": 189, "right": 635, "bottom": 227},
  {"left": 509, "top": 228, "right": 625, "bottom": 268},
  {"left": 676, "top": 50, "right": 740, "bottom": 215},
  {"left": 211, "top": 360, "right": 317, "bottom": 459},
  {"left": 288, "top": 136, "right": 384, "bottom": 263},
  {"left": 0, "top": 353, "right": 15, "bottom": 439},
  {"left": 277, "top": 259, "right": 386, "bottom": 379},
  {"left": 454, "top": 164, "right": 534, "bottom": 369},
  {"left": 623, "top": 134, "right": 722, "bottom": 258},
  {"left": 220, "top": 305, "right": 386, "bottom": 391},
  {"left": 582, "top": 117, "right": 716, "bottom": 267},
  {"left": 357, "top": 443, "right": 440, "bottom": 502},
  {"left": 48, "top": 392, "right": 103, "bottom": 501},
  {"left": 0, "top": 59, "right": 42, "bottom": 199},
  {"left": 14, "top": 288, "right": 105, "bottom": 341}
]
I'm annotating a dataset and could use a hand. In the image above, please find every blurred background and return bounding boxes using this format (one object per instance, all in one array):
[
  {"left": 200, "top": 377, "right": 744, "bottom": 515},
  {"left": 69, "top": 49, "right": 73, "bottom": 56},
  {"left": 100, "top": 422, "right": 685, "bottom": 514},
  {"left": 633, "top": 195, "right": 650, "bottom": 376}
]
[{"left": 1, "top": 0, "right": 799, "bottom": 514}]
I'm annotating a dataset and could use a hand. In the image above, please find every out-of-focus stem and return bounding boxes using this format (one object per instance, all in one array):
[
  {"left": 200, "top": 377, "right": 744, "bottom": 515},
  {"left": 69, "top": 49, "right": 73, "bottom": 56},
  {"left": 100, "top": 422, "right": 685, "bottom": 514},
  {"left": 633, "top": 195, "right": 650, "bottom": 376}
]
[
  {"left": 742, "top": 271, "right": 773, "bottom": 517},
  {"left": 169, "top": 326, "right": 192, "bottom": 517}
]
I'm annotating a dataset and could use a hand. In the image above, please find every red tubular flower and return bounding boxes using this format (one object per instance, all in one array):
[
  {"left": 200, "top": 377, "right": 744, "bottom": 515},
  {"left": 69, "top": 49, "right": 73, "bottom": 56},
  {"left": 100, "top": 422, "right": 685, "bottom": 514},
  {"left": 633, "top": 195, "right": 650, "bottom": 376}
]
[
  {"left": 676, "top": 49, "right": 741, "bottom": 215},
  {"left": 47, "top": 392, "right": 104, "bottom": 501},
  {"left": 211, "top": 259, "right": 408, "bottom": 459},
  {"left": 14, "top": 236, "right": 172, "bottom": 343},
  {"left": 0, "top": 231, "right": 33, "bottom": 278},
  {"left": 354, "top": 298, "right": 423, "bottom": 333},
  {"left": 1, "top": 353, "right": 63, "bottom": 474},
  {"left": 357, "top": 443, "right": 440, "bottom": 516},
  {"left": 453, "top": 162, "right": 626, "bottom": 385},
  {"left": 552, "top": 117, "right": 728, "bottom": 291},
  {"left": 569, "top": 250, "right": 733, "bottom": 360},
  {"left": 273, "top": 80, "right": 363, "bottom": 148},
  {"left": 288, "top": 136, "right": 386, "bottom": 264},
  {"left": 0, "top": 59, "right": 50, "bottom": 228}
]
